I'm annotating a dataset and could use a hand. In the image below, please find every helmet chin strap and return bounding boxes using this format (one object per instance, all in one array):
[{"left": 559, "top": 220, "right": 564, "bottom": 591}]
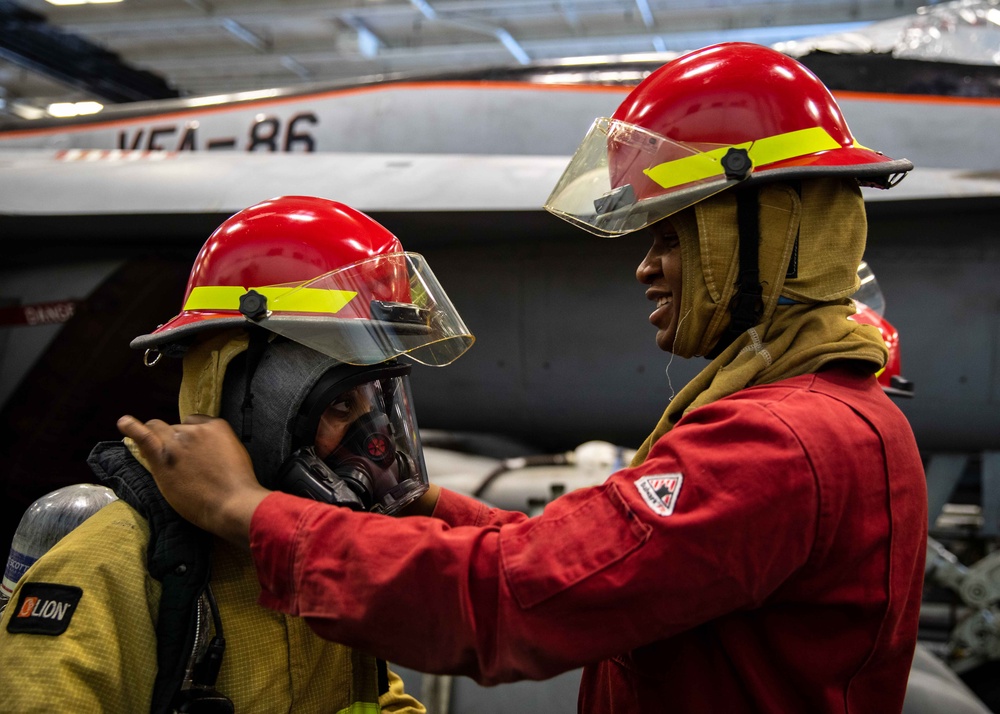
[
  {"left": 706, "top": 187, "right": 764, "bottom": 360},
  {"left": 239, "top": 326, "right": 270, "bottom": 443}
]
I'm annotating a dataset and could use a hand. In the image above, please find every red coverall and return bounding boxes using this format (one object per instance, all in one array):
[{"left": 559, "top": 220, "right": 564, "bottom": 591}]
[{"left": 252, "top": 368, "right": 927, "bottom": 713}]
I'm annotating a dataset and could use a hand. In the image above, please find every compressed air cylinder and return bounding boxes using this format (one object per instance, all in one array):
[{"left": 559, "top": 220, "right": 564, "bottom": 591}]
[{"left": 0, "top": 484, "right": 118, "bottom": 610}]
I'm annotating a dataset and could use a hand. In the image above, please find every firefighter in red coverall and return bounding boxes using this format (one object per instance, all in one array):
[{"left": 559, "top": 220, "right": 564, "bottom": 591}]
[{"left": 120, "top": 43, "right": 929, "bottom": 713}]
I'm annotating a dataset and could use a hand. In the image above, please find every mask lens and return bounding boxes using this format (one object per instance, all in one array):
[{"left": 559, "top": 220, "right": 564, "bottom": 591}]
[
  {"left": 315, "top": 386, "right": 371, "bottom": 461},
  {"left": 325, "top": 397, "right": 352, "bottom": 420},
  {"left": 323, "top": 388, "right": 367, "bottom": 424},
  {"left": 299, "top": 370, "right": 429, "bottom": 515}
]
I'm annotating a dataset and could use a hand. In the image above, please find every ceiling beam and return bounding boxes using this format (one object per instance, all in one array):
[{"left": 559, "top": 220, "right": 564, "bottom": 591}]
[
  {"left": 221, "top": 18, "right": 271, "bottom": 52},
  {"left": 47, "top": 0, "right": 934, "bottom": 36},
  {"left": 133, "top": 19, "right": 876, "bottom": 72},
  {"left": 0, "top": 1, "right": 178, "bottom": 102}
]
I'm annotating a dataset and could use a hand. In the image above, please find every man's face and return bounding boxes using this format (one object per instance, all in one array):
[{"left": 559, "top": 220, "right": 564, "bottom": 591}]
[
  {"left": 314, "top": 386, "right": 369, "bottom": 459},
  {"left": 636, "top": 221, "right": 683, "bottom": 353}
]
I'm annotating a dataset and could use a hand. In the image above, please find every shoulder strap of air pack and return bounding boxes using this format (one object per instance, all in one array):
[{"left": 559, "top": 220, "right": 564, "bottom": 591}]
[{"left": 88, "top": 441, "right": 215, "bottom": 714}]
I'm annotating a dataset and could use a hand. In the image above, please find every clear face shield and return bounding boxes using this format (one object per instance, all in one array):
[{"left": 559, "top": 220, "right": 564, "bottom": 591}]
[
  {"left": 275, "top": 363, "right": 429, "bottom": 515},
  {"left": 251, "top": 252, "right": 473, "bottom": 367},
  {"left": 848, "top": 261, "right": 912, "bottom": 397},
  {"left": 544, "top": 117, "right": 743, "bottom": 237},
  {"left": 852, "top": 260, "right": 885, "bottom": 316},
  {"left": 171, "top": 252, "right": 474, "bottom": 367}
]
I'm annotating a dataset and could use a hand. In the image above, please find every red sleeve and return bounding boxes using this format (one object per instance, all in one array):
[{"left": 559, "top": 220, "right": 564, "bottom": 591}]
[
  {"left": 431, "top": 487, "right": 530, "bottom": 528},
  {"left": 250, "top": 398, "right": 818, "bottom": 685}
]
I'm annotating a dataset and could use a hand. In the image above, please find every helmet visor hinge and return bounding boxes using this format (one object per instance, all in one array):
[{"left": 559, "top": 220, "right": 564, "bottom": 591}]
[
  {"left": 370, "top": 300, "right": 429, "bottom": 325},
  {"left": 594, "top": 183, "right": 636, "bottom": 215}
]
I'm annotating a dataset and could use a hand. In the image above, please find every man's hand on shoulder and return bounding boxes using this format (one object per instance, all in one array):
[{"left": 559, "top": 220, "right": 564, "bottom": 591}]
[{"left": 117, "top": 414, "right": 270, "bottom": 547}]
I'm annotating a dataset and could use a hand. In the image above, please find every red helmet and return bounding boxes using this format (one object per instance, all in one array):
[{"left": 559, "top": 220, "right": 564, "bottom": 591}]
[
  {"left": 849, "top": 263, "right": 913, "bottom": 398},
  {"left": 545, "top": 42, "right": 913, "bottom": 236},
  {"left": 850, "top": 302, "right": 913, "bottom": 398},
  {"left": 132, "top": 195, "right": 473, "bottom": 366}
]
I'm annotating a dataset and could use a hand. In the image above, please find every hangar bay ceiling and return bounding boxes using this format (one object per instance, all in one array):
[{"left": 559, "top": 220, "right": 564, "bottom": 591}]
[{"left": 0, "top": 0, "right": 942, "bottom": 118}]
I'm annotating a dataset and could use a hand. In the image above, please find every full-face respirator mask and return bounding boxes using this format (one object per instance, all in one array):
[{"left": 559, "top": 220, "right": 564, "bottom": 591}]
[
  {"left": 278, "top": 363, "right": 427, "bottom": 514},
  {"left": 221, "top": 338, "right": 429, "bottom": 516}
]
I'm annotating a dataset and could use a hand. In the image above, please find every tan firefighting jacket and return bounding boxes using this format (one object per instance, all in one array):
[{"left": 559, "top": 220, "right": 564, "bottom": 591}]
[{"left": 0, "top": 497, "right": 424, "bottom": 714}]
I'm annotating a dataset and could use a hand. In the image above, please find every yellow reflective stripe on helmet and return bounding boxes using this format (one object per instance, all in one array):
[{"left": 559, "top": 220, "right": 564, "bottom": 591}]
[
  {"left": 183, "top": 285, "right": 357, "bottom": 314},
  {"left": 642, "top": 150, "right": 731, "bottom": 192},
  {"left": 335, "top": 703, "right": 380, "bottom": 714},
  {"left": 643, "top": 127, "right": 843, "bottom": 190},
  {"left": 266, "top": 286, "right": 357, "bottom": 314}
]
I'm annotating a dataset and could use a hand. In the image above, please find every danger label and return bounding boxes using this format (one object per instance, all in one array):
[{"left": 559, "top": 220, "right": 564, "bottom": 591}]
[
  {"left": 635, "top": 473, "right": 683, "bottom": 517},
  {"left": 0, "top": 301, "right": 78, "bottom": 327}
]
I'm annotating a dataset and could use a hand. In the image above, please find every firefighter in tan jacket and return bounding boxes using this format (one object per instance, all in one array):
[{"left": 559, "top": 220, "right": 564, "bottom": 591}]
[{"left": 0, "top": 196, "right": 474, "bottom": 713}]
